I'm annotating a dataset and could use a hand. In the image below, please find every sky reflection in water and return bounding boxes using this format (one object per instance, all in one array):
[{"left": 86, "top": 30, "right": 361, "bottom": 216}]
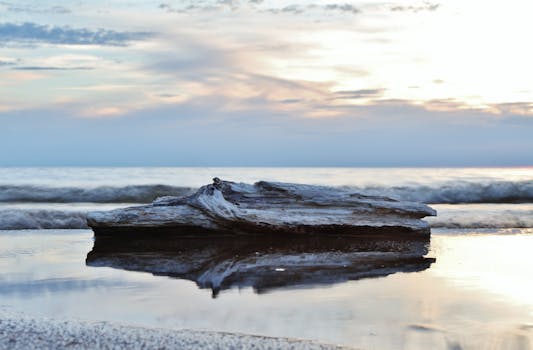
[{"left": 0, "top": 229, "right": 532, "bottom": 349}]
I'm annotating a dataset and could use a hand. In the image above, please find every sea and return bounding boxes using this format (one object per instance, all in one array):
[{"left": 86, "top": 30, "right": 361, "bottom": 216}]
[
  {"left": 1, "top": 167, "right": 532, "bottom": 230},
  {"left": 1, "top": 167, "right": 533, "bottom": 349}
]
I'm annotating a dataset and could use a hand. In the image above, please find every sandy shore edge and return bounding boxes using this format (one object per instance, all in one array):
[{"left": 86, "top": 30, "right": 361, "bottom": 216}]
[{"left": 0, "top": 311, "right": 354, "bottom": 350}]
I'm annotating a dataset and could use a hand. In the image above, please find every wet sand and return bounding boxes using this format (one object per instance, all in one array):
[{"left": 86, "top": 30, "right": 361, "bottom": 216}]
[{"left": 0, "top": 311, "right": 350, "bottom": 350}]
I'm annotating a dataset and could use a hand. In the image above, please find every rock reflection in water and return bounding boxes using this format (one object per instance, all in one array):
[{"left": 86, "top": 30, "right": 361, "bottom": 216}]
[{"left": 86, "top": 233, "right": 435, "bottom": 297}]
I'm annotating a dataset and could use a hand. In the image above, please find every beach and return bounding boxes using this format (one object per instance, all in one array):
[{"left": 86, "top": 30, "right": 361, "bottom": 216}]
[
  {"left": 3, "top": 0, "right": 533, "bottom": 347},
  {"left": 1, "top": 167, "right": 533, "bottom": 349},
  {"left": 0, "top": 311, "right": 350, "bottom": 350}
]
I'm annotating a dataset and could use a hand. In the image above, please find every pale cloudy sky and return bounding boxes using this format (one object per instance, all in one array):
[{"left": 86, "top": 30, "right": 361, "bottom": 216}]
[{"left": 1, "top": 0, "right": 532, "bottom": 166}]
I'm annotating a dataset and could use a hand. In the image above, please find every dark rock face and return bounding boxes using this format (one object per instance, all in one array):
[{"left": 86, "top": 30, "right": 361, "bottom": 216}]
[
  {"left": 86, "top": 234, "right": 434, "bottom": 296},
  {"left": 87, "top": 178, "right": 436, "bottom": 236}
]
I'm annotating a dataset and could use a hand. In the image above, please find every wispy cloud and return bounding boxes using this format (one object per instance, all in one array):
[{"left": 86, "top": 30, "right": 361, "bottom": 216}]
[
  {"left": 159, "top": 1, "right": 360, "bottom": 15},
  {"left": 490, "top": 102, "right": 533, "bottom": 116},
  {"left": 390, "top": 2, "right": 440, "bottom": 13},
  {"left": 0, "top": 1, "right": 71, "bottom": 14},
  {"left": 0, "top": 22, "right": 153, "bottom": 46},
  {"left": 333, "top": 89, "right": 385, "bottom": 99},
  {"left": 12, "top": 66, "right": 94, "bottom": 71},
  {"left": 0, "top": 59, "right": 18, "bottom": 67},
  {"left": 262, "top": 3, "right": 361, "bottom": 16},
  {"left": 323, "top": 4, "right": 359, "bottom": 14},
  {"left": 1, "top": 53, "right": 106, "bottom": 72}
]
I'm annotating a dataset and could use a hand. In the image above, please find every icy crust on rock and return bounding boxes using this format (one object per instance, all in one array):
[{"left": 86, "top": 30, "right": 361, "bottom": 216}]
[{"left": 87, "top": 178, "right": 436, "bottom": 235}]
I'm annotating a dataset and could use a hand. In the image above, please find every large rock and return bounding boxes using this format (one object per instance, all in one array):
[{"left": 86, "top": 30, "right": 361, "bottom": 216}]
[{"left": 87, "top": 178, "right": 436, "bottom": 236}]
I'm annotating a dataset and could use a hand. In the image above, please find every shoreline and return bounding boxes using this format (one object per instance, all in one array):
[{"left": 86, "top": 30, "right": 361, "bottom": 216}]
[{"left": 0, "top": 312, "right": 352, "bottom": 350}]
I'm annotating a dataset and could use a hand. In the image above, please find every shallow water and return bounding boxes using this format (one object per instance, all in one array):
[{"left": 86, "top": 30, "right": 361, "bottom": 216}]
[{"left": 1, "top": 229, "right": 532, "bottom": 349}]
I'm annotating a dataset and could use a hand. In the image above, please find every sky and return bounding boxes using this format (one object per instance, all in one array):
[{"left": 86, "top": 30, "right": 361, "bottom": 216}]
[{"left": 0, "top": 0, "right": 532, "bottom": 166}]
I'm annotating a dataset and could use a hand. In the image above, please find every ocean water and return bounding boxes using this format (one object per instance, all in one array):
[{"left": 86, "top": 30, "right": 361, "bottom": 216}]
[
  {"left": 0, "top": 167, "right": 532, "bottom": 230},
  {"left": 1, "top": 167, "right": 533, "bottom": 349}
]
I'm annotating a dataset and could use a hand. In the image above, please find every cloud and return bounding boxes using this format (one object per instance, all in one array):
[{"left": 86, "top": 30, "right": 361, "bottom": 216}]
[
  {"left": 280, "top": 98, "right": 303, "bottom": 104},
  {"left": 0, "top": 60, "right": 17, "bottom": 67},
  {"left": 2, "top": 54, "right": 105, "bottom": 72},
  {"left": 0, "top": 57, "right": 22, "bottom": 68},
  {"left": 160, "top": 0, "right": 256, "bottom": 13},
  {"left": 390, "top": 2, "right": 440, "bottom": 13},
  {"left": 12, "top": 66, "right": 94, "bottom": 71},
  {"left": 324, "top": 4, "right": 359, "bottom": 14},
  {"left": 0, "top": 22, "right": 153, "bottom": 46},
  {"left": 333, "top": 89, "right": 385, "bottom": 99},
  {"left": 0, "top": 2, "right": 71, "bottom": 14},
  {"left": 159, "top": 1, "right": 360, "bottom": 16},
  {"left": 159, "top": 3, "right": 218, "bottom": 13},
  {"left": 490, "top": 102, "right": 533, "bottom": 116},
  {"left": 269, "top": 5, "right": 306, "bottom": 15},
  {"left": 266, "top": 3, "right": 360, "bottom": 15}
]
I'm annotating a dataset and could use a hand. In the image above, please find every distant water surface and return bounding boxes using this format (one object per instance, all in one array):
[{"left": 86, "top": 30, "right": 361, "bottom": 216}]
[{"left": 1, "top": 166, "right": 532, "bottom": 188}]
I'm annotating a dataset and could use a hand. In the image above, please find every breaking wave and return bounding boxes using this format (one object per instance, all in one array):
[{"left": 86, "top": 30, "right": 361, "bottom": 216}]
[
  {"left": 0, "top": 209, "right": 88, "bottom": 230},
  {"left": 2, "top": 205, "right": 533, "bottom": 230},
  {"left": 351, "top": 180, "right": 533, "bottom": 204},
  {"left": 428, "top": 204, "right": 533, "bottom": 229},
  {"left": 1, "top": 179, "right": 533, "bottom": 230},
  {"left": 0, "top": 180, "right": 532, "bottom": 204},
  {"left": 0, "top": 185, "right": 193, "bottom": 203}
]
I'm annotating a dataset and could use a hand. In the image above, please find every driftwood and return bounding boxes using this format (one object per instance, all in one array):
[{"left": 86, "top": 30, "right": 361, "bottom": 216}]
[{"left": 87, "top": 178, "right": 436, "bottom": 236}]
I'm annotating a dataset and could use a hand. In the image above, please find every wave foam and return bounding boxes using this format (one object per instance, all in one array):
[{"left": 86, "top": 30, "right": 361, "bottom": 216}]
[
  {"left": 351, "top": 180, "right": 533, "bottom": 204},
  {"left": 2, "top": 205, "right": 533, "bottom": 230},
  {"left": 428, "top": 204, "right": 533, "bottom": 229},
  {"left": 0, "top": 185, "right": 193, "bottom": 203},
  {"left": 0, "top": 181, "right": 532, "bottom": 204},
  {"left": 0, "top": 209, "right": 88, "bottom": 230}
]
